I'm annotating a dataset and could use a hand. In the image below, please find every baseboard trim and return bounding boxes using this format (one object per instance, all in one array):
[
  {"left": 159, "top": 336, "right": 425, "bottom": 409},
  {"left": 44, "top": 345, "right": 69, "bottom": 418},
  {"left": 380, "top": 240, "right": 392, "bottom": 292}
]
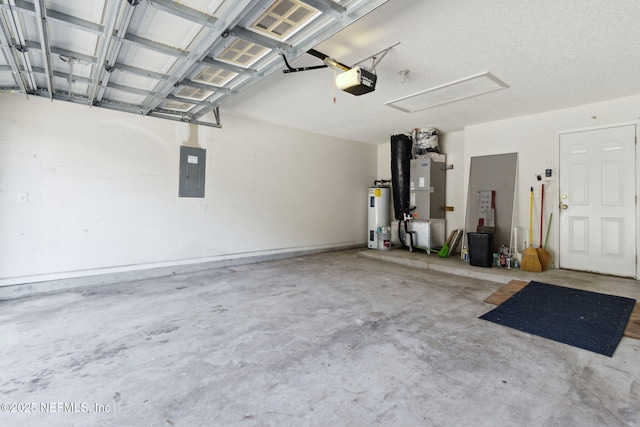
[{"left": 0, "top": 242, "right": 364, "bottom": 300}]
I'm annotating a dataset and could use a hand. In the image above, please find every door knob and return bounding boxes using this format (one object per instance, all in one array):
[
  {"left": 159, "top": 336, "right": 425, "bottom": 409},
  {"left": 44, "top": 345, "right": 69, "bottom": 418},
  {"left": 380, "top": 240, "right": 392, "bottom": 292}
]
[{"left": 561, "top": 204, "right": 569, "bottom": 209}]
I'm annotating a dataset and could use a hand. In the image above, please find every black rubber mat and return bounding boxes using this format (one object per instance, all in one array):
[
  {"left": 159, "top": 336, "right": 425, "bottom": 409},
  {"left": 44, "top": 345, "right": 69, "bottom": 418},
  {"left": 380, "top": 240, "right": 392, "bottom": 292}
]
[{"left": 480, "top": 281, "right": 636, "bottom": 357}]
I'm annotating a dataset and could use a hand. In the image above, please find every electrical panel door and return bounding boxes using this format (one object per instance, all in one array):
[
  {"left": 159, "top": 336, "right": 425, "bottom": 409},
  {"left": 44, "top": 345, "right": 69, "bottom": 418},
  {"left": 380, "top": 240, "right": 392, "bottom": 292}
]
[{"left": 179, "top": 146, "right": 206, "bottom": 198}]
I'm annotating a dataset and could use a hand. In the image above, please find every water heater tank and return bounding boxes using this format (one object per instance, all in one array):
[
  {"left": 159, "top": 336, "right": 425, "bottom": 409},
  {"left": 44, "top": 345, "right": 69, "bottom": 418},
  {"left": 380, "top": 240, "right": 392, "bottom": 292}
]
[{"left": 368, "top": 186, "right": 390, "bottom": 249}]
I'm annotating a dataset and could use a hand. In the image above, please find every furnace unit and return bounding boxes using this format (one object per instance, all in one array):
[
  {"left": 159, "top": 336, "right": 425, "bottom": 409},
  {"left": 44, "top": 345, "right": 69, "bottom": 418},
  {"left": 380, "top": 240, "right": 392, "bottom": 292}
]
[
  {"left": 399, "top": 152, "right": 447, "bottom": 252},
  {"left": 409, "top": 152, "right": 446, "bottom": 220}
]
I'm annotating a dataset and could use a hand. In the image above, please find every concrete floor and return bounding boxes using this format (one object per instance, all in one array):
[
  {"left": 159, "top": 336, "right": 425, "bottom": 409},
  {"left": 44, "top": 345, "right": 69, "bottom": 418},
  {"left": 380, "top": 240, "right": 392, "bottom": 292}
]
[{"left": 1, "top": 248, "right": 639, "bottom": 426}]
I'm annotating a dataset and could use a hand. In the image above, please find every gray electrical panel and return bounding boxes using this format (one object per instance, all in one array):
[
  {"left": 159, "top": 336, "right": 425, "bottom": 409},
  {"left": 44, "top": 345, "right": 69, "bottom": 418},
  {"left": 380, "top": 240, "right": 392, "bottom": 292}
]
[
  {"left": 179, "top": 146, "right": 206, "bottom": 198},
  {"left": 409, "top": 153, "right": 446, "bottom": 220}
]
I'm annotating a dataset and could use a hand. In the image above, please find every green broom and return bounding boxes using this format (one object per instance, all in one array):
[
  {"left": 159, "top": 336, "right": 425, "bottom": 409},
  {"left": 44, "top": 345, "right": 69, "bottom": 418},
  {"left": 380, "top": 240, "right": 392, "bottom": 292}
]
[
  {"left": 521, "top": 187, "right": 542, "bottom": 272},
  {"left": 544, "top": 213, "right": 553, "bottom": 250}
]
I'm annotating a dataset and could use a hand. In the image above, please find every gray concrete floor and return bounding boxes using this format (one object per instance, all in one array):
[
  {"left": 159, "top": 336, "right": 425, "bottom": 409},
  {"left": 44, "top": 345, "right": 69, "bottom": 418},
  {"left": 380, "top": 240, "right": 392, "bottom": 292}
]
[{"left": 1, "top": 248, "right": 639, "bottom": 426}]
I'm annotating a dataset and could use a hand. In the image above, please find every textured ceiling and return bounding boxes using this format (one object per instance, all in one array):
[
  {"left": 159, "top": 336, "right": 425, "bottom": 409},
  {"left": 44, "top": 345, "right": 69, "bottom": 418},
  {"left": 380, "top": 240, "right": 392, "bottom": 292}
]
[
  {"left": 222, "top": 0, "right": 640, "bottom": 144},
  {"left": 2, "top": 1, "right": 640, "bottom": 145}
]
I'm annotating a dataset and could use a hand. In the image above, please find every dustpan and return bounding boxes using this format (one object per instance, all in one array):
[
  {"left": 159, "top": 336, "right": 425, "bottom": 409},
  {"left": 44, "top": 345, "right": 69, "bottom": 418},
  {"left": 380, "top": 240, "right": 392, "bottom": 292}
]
[{"left": 438, "top": 242, "right": 449, "bottom": 257}]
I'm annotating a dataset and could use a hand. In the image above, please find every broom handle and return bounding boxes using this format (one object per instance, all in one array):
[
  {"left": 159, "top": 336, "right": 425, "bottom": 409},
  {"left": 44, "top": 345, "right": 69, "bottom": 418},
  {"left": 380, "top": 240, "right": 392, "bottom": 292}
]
[
  {"left": 544, "top": 213, "right": 553, "bottom": 249},
  {"left": 540, "top": 183, "right": 544, "bottom": 247},
  {"left": 529, "top": 187, "right": 533, "bottom": 246}
]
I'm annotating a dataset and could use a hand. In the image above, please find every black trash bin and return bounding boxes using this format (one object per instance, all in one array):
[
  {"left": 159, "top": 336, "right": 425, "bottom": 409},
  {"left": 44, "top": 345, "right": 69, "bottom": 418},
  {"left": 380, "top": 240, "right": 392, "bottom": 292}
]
[{"left": 467, "top": 232, "right": 493, "bottom": 267}]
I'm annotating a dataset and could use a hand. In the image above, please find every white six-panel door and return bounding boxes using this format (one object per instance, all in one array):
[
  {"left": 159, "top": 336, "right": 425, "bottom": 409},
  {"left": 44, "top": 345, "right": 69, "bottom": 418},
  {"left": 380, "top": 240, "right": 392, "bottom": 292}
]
[{"left": 559, "top": 125, "right": 636, "bottom": 277}]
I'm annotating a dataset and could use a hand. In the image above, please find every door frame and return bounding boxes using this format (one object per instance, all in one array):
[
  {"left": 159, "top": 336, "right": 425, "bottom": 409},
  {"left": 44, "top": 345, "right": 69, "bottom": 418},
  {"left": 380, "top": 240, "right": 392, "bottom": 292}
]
[{"left": 556, "top": 121, "right": 639, "bottom": 279}]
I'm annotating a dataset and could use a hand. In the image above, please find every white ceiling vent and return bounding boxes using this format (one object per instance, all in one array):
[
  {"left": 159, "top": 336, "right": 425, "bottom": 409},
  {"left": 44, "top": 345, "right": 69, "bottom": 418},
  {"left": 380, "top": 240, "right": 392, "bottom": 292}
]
[
  {"left": 216, "top": 39, "right": 269, "bottom": 67},
  {"left": 385, "top": 72, "right": 509, "bottom": 113},
  {"left": 194, "top": 67, "right": 238, "bottom": 87},
  {"left": 249, "top": 0, "right": 319, "bottom": 40}
]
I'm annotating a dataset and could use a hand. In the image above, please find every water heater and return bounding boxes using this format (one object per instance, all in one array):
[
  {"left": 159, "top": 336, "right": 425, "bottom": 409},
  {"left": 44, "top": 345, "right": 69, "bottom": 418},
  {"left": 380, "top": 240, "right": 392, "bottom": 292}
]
[{"left": 368, "top": 186, "right": 390, "bottom": 248}]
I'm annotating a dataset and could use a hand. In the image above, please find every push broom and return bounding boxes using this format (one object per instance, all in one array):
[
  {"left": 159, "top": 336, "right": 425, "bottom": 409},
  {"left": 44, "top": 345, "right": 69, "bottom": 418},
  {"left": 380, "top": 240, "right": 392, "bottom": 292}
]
[{"left": 521, "top": 186, "right": 542, "bottom": 272}]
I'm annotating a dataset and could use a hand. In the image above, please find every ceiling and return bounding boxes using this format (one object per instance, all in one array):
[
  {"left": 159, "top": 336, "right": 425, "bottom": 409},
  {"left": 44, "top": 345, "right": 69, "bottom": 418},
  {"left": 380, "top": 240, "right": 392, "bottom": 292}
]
[
  {"left": 3, "top": 1, "right": 640, "bottom": 145},
  {"left": 0, "top": 0, "right": 387, "bottom": 126}
]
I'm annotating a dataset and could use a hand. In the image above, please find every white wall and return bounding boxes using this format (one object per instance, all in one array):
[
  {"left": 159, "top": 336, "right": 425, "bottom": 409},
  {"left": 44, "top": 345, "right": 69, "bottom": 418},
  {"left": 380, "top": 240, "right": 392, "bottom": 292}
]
[
  {"left": 376, "top": 142, "right": 391, "bottom": 182},
  {"left": 439, "top": 131, "right": 465, "bottom": 233},
  {"left": 0, "top": 95, "right": 377, "bottom": 284},
  {"left": 5, "top": 92, "right": 638, "bottom": 285},
  {"left": 464, "top": 93, "right": 640, "bottom": 266}
]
